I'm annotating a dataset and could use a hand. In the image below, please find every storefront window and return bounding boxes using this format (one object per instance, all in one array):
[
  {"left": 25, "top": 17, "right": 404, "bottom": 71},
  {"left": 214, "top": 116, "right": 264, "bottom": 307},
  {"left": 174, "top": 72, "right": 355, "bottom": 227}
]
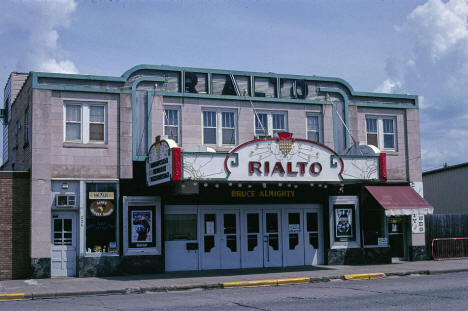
[
  {"left": 86, "top": 183, "right": 118, "bottom": 254},
  {"left": 363, "top": 210, "right": 386, "bottom": 246},
  {"left": 165, "top": 214, "right": 197, "bottom": 240}
]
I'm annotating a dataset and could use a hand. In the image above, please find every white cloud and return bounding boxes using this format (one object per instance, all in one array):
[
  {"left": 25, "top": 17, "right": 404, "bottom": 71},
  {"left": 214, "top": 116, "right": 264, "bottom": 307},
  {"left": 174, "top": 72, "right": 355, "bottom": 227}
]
[
  {"left": 1, "top": 0, "right": 78, "bottom": 73},
  {"left": 39, "top": 59, "right": 78, "bottom": 74},
  {"left": 379, "top": 0, "right": 468, "bottom": 170},
  {"left": 374, "top": 79, "right": 402, "bottom": 93}
]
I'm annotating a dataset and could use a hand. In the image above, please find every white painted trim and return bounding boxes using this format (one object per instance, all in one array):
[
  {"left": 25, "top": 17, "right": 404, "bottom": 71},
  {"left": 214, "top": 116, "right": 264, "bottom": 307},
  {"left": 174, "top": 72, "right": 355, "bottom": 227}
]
[{"left": 123, "top": 196, "right": 162, "bottom": 256}]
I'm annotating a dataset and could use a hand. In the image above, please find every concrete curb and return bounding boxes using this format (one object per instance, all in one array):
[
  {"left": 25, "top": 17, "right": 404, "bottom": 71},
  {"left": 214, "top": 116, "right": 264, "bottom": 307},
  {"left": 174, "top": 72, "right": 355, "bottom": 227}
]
[
  {"left": 343, "top": 273, "right": 386, "bottom": 280},
  {"left": 222, "top": 277, "right": 309, "bottom": 288},
  {"left": 0, "top": 293, "right": 25, "bottom": 301},
  {"left": 2, "top": 267, "right": 468, "bottom": 301}
]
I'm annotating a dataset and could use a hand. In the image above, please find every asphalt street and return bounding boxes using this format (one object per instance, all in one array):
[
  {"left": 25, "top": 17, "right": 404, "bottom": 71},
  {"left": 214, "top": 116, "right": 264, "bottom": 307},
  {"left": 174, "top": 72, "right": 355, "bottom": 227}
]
[{"left": 1, "top": 272, "right": 467, "bottom": 311}]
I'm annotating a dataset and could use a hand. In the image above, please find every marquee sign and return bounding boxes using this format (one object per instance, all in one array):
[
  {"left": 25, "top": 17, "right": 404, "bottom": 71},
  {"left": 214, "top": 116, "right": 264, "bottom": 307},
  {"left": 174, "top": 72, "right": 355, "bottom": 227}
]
[
  {"left": 146, "top": 137, "right": 172, "bottom": 186},
  {"left": 224, "top": 133, "right": 344, "bottom": 182}
]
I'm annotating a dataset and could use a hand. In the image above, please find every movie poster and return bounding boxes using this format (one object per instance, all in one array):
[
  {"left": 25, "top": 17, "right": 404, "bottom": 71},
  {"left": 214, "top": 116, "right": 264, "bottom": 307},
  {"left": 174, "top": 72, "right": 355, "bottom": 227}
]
[
  {"left": 131, "top": 210, "right": 153, "bottom": 243},
  {"left": 335, "top": 207, "right": 353, "bottom": 240}
]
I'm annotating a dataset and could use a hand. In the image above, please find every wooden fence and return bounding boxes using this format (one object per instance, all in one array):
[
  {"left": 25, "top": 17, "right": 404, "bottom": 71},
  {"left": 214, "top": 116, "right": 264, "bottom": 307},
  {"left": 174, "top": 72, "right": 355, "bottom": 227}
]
[{"left": 425, "top": 214, "right": 468, "bottom": 259}]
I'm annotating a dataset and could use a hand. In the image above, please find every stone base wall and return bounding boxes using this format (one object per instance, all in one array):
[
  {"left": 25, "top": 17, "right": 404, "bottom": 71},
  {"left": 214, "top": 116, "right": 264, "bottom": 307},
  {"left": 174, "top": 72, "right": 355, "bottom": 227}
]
[
  {"left": 327, "top": 247, "right": 391, "bottom": 265},
  {"left": 77, "top": 255, "right": 164, "bottom": 277},
  {"left": 31, "top": 258, "right": 51, "bottom": 278},
  {"left": 0, "top": 172, "right": 30, "bottom": 280},
  {"left": 410, "top": 246, "right": 427, "bottom": 261}
]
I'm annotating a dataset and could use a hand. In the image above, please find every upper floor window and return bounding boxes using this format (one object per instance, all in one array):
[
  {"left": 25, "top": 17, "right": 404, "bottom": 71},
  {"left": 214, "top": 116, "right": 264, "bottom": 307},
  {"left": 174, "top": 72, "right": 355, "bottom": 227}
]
[
  {"left": 24, "top": 107, "right": 29, "bottom": 146},
  {"left": 366, "top": 116, "right": 396, "bottom": 151},
  {"left": 307, "top": 113, "right": 322, "bottom": 142},
  {"left": 254, "top": 111, "right": 287, "bottom": 137},
  {"left": 203, "top": 109, "right": 237, "bottom": 146},
  {"left": 164, "top": 107, "right": 180, "bottom": 144},
  {"left": 64, "top": 102, "right": 106, "bottom": 143}
]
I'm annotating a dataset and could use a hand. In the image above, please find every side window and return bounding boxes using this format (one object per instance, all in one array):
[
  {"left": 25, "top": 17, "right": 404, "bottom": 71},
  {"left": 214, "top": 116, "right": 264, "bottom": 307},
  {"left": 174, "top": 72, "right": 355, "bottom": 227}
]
[
  {"left": 254, "top": 111, "right": 287, "bottom": 137},
  {"left": 64, "top": 102, "right": 107, "bottom": 144},
  {"left": 307, "top": 113, "right": 322, "bottom": 143},
  {"left": 65, "top": 104, "right": 82, "bottom": 142},
  {"left": 366, "top": 116, "right": 396, "bottom": 151},
  {"left": 164, "top": 108, "right": 180, "bottom": 144},
  {"left": 203, "top": 109, "right": 237, "bottom": 146},
  {"left": 24, "top": 107, "right": 29, "bottom": 146}
]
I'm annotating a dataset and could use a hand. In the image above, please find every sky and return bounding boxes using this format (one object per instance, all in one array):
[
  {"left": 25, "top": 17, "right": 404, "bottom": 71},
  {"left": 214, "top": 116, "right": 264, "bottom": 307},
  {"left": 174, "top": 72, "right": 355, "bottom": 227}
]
[{"left": 0, "top": 0, "right": 467, "bottom": 172}]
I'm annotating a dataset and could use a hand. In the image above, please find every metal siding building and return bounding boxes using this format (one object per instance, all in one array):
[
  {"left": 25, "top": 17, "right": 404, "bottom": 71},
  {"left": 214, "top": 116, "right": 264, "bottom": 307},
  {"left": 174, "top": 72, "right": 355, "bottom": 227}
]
[{"left": 423, "top": 163, "right": 468, "bottom": 214}]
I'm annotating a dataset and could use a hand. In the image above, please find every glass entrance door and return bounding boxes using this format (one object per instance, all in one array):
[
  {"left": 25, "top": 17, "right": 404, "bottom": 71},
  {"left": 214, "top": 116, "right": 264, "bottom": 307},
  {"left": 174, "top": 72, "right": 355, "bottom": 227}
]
[
  {"left": 241, "top": 211, "right": 262, "bottom": 268},
  {"left": 304, "top": 209, "right": 322, "bottom": 265},
  {"left": 51, "top": 213, "right": 76, "bottom": 277},
  {"left": 283, "top": 210, "right": 305, "bottom": 266},
  {"left": 200, "top": 210, "right": 240, "bottom": 270},
  {"left": 388, "top": 217, "right": 406, "bottom": 259},
  {"left": 263, "top": 210, "right": 282, "bottom": 267}
]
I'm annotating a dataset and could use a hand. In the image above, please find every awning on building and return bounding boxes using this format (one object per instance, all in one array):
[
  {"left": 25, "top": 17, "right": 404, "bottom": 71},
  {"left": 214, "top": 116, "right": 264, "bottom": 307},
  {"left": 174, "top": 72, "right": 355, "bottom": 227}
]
[{"left": 365, "top": 186, "right": 434, "bottom": 216}]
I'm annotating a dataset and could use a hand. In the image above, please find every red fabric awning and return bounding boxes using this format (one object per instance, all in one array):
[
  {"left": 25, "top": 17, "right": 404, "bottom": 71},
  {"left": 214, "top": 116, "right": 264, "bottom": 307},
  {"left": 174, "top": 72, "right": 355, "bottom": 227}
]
[{"left": 365, "top": 186, "right": 434, "bottom": 216}]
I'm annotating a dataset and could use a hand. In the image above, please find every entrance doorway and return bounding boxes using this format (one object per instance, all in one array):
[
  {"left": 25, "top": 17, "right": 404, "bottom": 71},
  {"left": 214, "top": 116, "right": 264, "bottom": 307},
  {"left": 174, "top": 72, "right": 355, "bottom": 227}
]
[
  {"left": 51, "top": 212, "right": 77, "bottom": 277},
  {"left": 388, "top": 216, "right": 407, "bottom": 259},
  {"left": 165, "top": 204, "right": 323, "bottom": 271}
]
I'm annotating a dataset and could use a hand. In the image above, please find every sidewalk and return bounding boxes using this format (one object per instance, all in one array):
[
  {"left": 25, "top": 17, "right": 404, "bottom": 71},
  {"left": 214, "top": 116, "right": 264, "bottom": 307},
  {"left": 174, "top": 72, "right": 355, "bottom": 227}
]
[{"left": 1, "top": 259, "right": 468, "bottom": 300}]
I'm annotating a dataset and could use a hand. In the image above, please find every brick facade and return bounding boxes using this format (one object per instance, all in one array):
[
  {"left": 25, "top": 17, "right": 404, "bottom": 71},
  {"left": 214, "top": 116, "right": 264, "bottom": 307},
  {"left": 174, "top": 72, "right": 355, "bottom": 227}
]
[{"left": 0, "top": 172, "right": 30, "bottom": 280}]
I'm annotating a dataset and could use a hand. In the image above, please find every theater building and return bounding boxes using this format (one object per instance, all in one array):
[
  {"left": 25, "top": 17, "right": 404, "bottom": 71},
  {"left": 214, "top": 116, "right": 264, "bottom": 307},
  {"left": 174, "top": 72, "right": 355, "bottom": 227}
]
[{"left": 0, "top": 65, "right": 433, "bottom": 278}]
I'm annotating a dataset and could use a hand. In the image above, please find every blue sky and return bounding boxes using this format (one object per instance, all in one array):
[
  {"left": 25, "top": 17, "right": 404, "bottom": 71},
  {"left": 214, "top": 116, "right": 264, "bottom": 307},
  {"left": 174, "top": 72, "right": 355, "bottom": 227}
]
[{"left": 1, "top": 0, "right": 466, "bottom": 171}]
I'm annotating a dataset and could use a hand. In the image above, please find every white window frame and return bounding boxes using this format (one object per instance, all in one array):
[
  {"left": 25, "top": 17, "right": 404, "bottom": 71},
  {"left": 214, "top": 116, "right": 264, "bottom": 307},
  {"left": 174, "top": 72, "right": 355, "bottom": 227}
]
[
  {"left": 202, "top": 108, "right": 237, "bottom": 146},
  {"left": 163, "top": 106, "right": 181, "bottom": 144},
  {"left": 254, "top": 110, "right": 288, "bottom": 137},
  {"left": 365, "top": 116, "right": 397, "bottom": 151},
  {"left": 306, "top": 112, "right": 322, "bottom": 143},
  {"left": 64, "top": 102, "right": 107, "bottom": 144}
]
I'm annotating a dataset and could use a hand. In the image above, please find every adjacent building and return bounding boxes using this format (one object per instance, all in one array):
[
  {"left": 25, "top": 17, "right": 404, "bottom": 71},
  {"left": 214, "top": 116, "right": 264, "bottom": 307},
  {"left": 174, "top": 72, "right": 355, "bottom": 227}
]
[
  {"left": 423, "top": 163, "right": 468, "bottom": 214},
  {"left": 0, "top": 65, "right": 433, "bottom": 278}
]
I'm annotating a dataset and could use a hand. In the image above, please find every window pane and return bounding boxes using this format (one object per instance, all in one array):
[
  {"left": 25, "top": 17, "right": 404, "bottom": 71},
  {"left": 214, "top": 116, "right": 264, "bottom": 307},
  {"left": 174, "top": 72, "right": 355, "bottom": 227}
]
[
  {"left": 222, "top": 112, "right": 234, "bottom": 128},
  {"left": 66, "top": 123, "right": 81, "bottom": 141},
  {"left": 90, "top": 123, "right": 104, "bottom": 141},
  {"left": 383, "top": 119, "right": 394, "bottom": 133},
  {"left": 307, "top": 115, "right": 319, "bottom": 131},
  {"left": 366, "top": 118, "right": 377, "bottom": 133},
  {"left": 367, "top": 133, "right": 378, "bottom": 148},
  {"left": 272, "top": 114, "right": 285, "bottom": 131},
  {"left": 222, "top": 128, "right": 235, "bottom": 145},
  {"left": 90, "top": 106, "right": 104, "bottom": 123},
  {"left": 164, "top": 126, "right": 178, "bottom": 143},
  {"left": 280, "top": 79, "right": 294, "bottom": 99},
  {"left": 63, "top": 219, "right": 72, "bottom": 231},
  {"left": 212, "top": 74, "right": 236, "bottom": 95},
  {"left": 66, "top": 105, "right": 81, "bottom": 122},
  {"left": 247, "top": 213, "right": 259, "bottom": 233},
  {"left": 255, "top": 113, "right": 268, "bottom": 134},
  {"left": 254, "top": 77, "right": 276, "bottom": 98},
  {"left": 234, "top": 76, "right": 250, "bottom": 96},
  {"left": 165, "top": 109, "right": 178, "bottom": 126},
  {"left": 307, "top": 213, "right": 318, "bottom": 232},
  {"left": 165, "top": 214, "right": 197, "bottom": 240},
  {"left": 307, "top": 131, "right": 319, "bottom": 142},
  {"left": 203, "top": 111, "right": 216, "bottom": 127},
  {"left": 204, "top": 128, "right": 216, "bottom": 144},
  {"left": 384, "top": 134, "right": 395, "bottom": 149},
  {"left": 224, "top": 214, "right": 236, "bottom": 234}
]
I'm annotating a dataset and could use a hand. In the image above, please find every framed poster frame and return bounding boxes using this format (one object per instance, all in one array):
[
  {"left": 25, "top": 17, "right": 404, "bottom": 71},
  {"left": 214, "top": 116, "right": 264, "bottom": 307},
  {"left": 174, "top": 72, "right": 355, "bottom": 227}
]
[
  {"left": 123, "top": 196, "right": 161, "bottom": 256},
  {"left": 328, "top": 196, "right": 361, "bottom": 249}
]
